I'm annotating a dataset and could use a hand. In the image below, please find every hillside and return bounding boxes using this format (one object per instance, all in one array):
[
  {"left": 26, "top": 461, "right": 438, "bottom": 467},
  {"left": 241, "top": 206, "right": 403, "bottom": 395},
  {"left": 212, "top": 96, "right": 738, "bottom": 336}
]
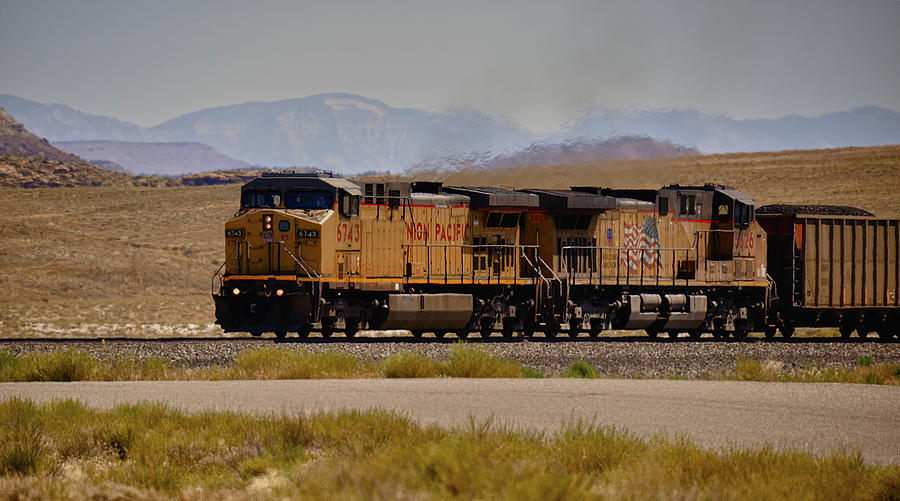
[
  {"left": 0, "top": 107, "right": 175, "bottom": 187},
  {"left": 0, "top": 107, "right": 84, "bottom": 163},
  {"left": 0, "top": 154, "right": 175, "bottom": 188},
  {"left": 53, "top": 140, "right": 251, "bottom": 176}
]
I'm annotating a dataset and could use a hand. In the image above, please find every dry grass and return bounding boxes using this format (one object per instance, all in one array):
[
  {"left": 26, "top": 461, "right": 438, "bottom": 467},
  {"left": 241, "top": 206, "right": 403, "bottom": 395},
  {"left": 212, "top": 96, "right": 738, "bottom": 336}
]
[
  {"left": 1, "top": 398, "right": 897, "bottom": 500},
  {"left": 723, "top": 357, "right": 900, "bottom": 385},
  {"left": 0, "top": 184, "right": 238, "bottom": 337},
  {"left": 1, "top": 146, "right": 898, "bottom": 339}
]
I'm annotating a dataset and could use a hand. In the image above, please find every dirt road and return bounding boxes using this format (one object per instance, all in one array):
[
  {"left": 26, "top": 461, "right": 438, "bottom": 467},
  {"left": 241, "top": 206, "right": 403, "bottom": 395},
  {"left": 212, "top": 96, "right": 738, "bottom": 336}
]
[{"left": 2, "top": 379, "right": 897, "bottom": 464}]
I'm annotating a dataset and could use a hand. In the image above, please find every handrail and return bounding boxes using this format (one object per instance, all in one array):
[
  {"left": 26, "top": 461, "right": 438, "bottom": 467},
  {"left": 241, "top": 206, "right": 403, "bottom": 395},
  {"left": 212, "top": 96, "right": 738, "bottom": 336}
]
[
  {"left": 401, "top": 243, "right": 539, "bottom": 249},
  {"left": 560, "top": 244, "right": 696, "bottom": 286},
  {"left": 281, "top": 242, "right": 320, "bottom": 279},
  {"left": 211, "top": 261, "right": 227, "bottom": 295},
  {"left": 401, "top": 243, "right": 541, "bottom": 284},
  {"left": 537, "top": 255, "right": 561, "bottom": 282}
]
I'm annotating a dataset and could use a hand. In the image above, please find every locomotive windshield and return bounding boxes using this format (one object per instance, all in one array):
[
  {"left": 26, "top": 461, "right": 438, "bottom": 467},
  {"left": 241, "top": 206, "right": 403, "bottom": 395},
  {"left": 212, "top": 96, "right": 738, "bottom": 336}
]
[
  {"left": 285, "top": 190, "right": 334, "bottom": 210},
  {"left": 242, "top": 190, "right": 281, "bottom": 208}
]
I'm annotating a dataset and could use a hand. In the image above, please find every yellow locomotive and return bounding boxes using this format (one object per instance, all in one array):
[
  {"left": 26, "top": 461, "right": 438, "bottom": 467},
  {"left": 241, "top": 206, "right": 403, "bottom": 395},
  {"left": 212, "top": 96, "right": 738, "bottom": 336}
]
[{"left": 213, "top": 171, "right": 785, "bottom": 339}]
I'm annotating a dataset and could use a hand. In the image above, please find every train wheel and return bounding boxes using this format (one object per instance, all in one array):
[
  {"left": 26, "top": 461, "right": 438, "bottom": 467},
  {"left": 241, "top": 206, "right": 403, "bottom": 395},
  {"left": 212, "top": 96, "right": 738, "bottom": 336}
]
[
  {"left": 521, "top": 320, "right": 535, "bottom": 339},
  {"left": 588, "top": 319, "right": 602, "bottom": 338},
  {"left": 839, "top": 322, "right": 854, "bottom": 339},
  {"left": 410, "top": 330, "right": 424, "bottom": 339},
  {"left": 321, "top": 318, "right": 335, "bottom": 338},
  {"left": 296, "top": 326, "right": 310, "bottom": 338},
  {"left": 779, "top": 323, "right": 794, "bottom": 339},
  {"left": 501, "top": 318, "right": 516, "bottom": 339},
  {"left": 645, "top": 328, "right": 659, "bottom": 339},
  {"left": 543, "top": 318, "right": 560, "bottom": 339},
  {"left": 434, "top": 331, "right": 447, "bottom": 340},
  {"left": 480, "top": 318, "right": 493, "bottom": 340},
  {"left": 667, "top": 331, "right": 679, "bottom": 340},
  {"left": 732, "top": 329, "right": 748, "bottom": 340},
  {"left": 568, "top": 320, "right": 581, "bottom": 338},
  {"left": 274, "top": 331, "right": 286, "bottom": 339},
  {"left": 711, "top": 329, "right": 724, "bottom": 339},
  {"left": 250, "top": 331, "right": 262, "bottom": 337},
  {"left": 458, "top": 331, "right": 470, "bottom": 340},
  {"left": 345, "top": 319, "right": 360, "bottom": 338},
  {"left": 764, "top": 326, "right": 777, "bottom": 339},
  {"left": 688, "top": 329, "right": 702, "bottom": 340}
]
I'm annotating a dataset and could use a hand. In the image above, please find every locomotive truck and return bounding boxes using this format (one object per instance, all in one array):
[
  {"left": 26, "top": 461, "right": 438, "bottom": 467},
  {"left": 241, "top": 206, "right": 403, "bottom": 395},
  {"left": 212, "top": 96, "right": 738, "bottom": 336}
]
[{"left": 212, "top": 172, "right": 899, "bottom": 340}]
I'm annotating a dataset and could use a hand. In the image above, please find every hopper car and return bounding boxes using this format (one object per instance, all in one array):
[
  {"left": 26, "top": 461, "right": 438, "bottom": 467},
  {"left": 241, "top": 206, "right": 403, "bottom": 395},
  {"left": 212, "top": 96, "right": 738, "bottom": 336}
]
[{"left": 212, "top": 172, "right": 899, "bottom": 340}]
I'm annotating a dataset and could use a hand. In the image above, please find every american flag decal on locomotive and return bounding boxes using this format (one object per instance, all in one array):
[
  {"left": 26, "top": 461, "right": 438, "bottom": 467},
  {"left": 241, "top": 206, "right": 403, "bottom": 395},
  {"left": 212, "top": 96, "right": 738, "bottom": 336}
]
[{"left": 622, "top": 215, "right": 662, "bottom": 271}]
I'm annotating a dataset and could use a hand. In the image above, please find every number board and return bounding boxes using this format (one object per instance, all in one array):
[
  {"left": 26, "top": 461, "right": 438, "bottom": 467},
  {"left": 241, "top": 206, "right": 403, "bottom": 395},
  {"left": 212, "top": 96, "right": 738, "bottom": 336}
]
[
  {"left": 297, "top": 229, "right": 319, "bottom": 239},
  {"left": 225, "top": 229, "right": 244, "bottom": 238}
]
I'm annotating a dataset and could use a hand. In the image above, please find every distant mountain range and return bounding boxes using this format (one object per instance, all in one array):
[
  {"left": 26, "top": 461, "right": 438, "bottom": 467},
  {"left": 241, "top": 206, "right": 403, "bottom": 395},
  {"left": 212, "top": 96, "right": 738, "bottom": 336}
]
[
  {"left": 1, "top": 93, "right": 898, "bottom": 175},
  {"left": 566, "top": 106, "right": 900, "bottom": 154}
]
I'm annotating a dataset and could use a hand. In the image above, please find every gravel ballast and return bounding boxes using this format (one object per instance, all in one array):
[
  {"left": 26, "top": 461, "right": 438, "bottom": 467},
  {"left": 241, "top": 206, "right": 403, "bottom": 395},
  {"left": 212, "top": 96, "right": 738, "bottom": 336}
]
[{"left": 2, "top": 334, "right": 898, "bottom": 378}]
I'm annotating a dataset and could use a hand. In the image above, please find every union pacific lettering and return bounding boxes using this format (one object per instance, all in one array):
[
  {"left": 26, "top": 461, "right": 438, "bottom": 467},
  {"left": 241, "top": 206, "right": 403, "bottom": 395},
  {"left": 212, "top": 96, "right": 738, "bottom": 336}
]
[{"left": 406, "top": 222, "right": 470, "bottom": 242}]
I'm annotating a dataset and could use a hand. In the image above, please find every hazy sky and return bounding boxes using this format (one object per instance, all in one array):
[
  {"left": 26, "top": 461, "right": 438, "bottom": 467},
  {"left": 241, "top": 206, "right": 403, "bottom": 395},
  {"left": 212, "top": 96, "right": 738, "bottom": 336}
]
[{"left": 1, "top": 0, "right": 898, "bottom": 130}]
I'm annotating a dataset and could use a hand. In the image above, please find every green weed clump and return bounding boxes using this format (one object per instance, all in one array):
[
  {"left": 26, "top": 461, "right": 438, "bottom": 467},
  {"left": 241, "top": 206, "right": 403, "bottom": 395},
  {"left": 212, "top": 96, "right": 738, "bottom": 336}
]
[
  {"left": 564, "top": 360, "right": 600, "bottom": 379},
  {"left": 381, "top": 350, "right": 442, "bottom": 378},
  {"left": 0, "top": 398, "right": 48, "bottom": 475},
  {"left": 1, "top": 397, "right": 898, "bottom": 499},
  {"left": 0, "top": 348, "right": 174, "bottom": 382},
  {"left": 382, "top": 346, "right": 527, "bottom": 378},
  {"left": 443, "top": 343, "right": 525, "bottom": 378}
]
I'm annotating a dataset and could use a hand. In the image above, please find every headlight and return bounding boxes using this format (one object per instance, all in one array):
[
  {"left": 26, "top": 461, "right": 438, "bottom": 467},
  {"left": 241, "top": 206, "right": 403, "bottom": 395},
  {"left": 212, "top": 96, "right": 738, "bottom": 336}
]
[
  {"left": 264, "top": 215, "right": 272, "bottom": 223},
  {"left": 264, "top": 223, "right": 272, "bottom": 230},
  {"left": 276, "top": 289, "right": 284, "bottom": 297},
  {"left": 232, "top": 288, "right": 241, "bottom": 295}
]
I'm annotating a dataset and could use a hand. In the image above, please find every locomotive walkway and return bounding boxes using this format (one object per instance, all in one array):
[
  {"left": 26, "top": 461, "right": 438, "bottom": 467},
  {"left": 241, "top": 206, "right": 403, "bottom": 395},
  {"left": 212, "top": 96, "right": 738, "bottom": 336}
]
[{"left": 2, "top": 379, "right": 898, "bottom": 464}]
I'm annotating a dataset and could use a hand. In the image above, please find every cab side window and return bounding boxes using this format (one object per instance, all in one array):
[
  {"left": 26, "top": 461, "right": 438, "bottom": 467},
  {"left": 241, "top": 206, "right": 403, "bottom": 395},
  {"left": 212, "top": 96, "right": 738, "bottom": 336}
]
[
  {"left": 658, "top": 197, "right": 669, "bottom": 216},
  {"left": 678, "top": 194, "right": 696, "bottom": 216}
]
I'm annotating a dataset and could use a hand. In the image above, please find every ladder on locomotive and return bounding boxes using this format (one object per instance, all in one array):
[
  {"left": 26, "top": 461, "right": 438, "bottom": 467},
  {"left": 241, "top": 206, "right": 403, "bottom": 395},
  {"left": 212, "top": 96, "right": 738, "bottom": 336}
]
[
  {"left": 522, "top": 249, "right": 564, "bottom": 325},
  {"left": 281, "top": 242, "right": 324, "bottom": 322}
]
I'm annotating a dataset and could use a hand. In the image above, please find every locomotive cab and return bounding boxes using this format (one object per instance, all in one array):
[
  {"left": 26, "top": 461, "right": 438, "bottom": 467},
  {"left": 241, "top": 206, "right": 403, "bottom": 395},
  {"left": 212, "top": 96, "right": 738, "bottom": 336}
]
[
  {"left": 656, "top": 185, "right": 765, "bottom": 283},
  {"left": 214, "top": 172, "right": 360, "bottom": 335}
]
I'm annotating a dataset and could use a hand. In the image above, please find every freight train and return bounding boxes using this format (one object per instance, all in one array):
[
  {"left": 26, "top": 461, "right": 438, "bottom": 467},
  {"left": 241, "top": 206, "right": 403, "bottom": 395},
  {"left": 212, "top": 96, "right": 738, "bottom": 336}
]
[{"left": 212, "top": 172, "right": 899, "bottom": 340}]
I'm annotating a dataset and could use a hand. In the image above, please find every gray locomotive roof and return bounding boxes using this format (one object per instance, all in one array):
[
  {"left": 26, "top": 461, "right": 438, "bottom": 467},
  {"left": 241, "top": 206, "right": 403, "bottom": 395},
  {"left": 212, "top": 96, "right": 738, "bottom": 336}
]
[
  {"left": 411, "top": 192, "right": 469, "bottom": 207},
  {"left": 616, "top": 198, "right": 655, "bottom": 210},
  {"left": 442, "top": 186, "right": 539, "bottom": 209},
  {"left": 318, "top": 177, "right": 362, "bottom": 196},
  {"left": 521, "top": 189, "right": 618, "bottom": 210},
  {"left": 716, "top": 188, "right": 755, "bottom": 206},
  {"left": 242, "top": 175, "right": 362, "bottom": 196}
]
